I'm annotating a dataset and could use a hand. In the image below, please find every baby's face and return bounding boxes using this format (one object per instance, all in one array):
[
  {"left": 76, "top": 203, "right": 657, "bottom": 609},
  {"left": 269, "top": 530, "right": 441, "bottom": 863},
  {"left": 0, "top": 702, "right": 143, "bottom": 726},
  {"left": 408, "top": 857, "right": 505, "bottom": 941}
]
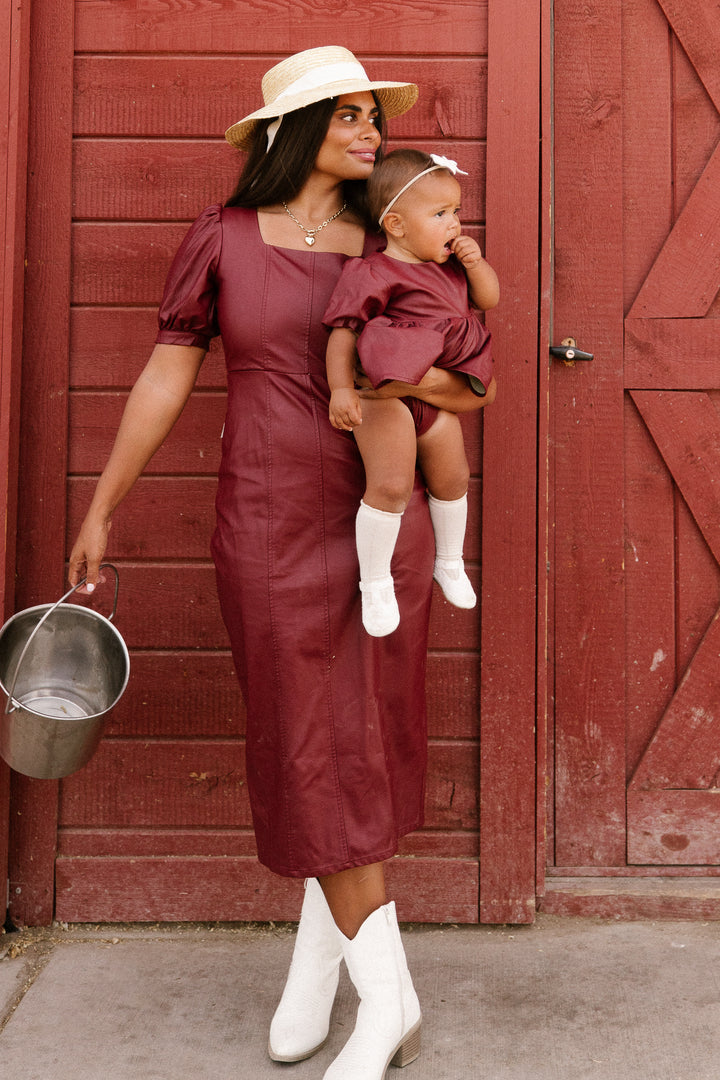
[{"left": 392, "top": 172, "right": 463, "bottom": 264}]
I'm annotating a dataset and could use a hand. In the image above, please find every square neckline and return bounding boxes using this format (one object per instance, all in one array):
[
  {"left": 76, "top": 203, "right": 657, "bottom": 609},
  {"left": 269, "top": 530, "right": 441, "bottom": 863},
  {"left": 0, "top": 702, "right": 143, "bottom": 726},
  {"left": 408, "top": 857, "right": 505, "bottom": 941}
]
[{"left": 251, "top": 207, "right": 377, "bottom": 258}]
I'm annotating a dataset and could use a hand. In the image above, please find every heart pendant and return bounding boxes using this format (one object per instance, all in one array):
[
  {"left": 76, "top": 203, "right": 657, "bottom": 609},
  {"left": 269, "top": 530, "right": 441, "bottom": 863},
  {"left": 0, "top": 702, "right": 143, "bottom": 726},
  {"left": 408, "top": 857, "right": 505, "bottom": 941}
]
[{"left": 305, "top": 235, "right": 315, "bottom": 246}]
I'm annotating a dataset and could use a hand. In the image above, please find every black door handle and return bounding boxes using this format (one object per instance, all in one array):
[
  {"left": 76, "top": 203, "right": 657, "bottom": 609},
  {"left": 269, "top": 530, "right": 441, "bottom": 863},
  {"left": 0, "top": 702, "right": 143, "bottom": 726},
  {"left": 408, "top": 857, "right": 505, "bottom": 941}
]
[{"left": 550, "top": 338, "right": 594, "bottom": 363}]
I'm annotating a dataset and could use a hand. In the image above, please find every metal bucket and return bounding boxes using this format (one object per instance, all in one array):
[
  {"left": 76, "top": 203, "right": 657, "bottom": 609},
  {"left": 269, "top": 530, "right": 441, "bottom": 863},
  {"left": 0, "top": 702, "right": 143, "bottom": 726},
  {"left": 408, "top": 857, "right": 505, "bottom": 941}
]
[{"left": 0, "top": 565, "right": 130, "bottom": 778}]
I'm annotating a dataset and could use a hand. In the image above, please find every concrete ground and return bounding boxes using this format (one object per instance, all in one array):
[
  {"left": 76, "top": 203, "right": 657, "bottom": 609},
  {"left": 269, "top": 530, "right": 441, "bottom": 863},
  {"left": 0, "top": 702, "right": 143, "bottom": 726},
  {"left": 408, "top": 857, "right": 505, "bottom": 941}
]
[{"left": 0, "top": 915, "right": 718, "bottom": 1079}]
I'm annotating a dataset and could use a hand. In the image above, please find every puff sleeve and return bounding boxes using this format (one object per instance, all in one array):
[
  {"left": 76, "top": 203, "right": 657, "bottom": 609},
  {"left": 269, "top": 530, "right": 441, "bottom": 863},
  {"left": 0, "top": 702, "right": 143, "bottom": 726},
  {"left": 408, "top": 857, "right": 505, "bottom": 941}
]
[
  {"left": 156, "top": 204, "right": 223, "bottom": 349},
  {"left": 322, "top": 256, "right": 393, "bottom": 334}
]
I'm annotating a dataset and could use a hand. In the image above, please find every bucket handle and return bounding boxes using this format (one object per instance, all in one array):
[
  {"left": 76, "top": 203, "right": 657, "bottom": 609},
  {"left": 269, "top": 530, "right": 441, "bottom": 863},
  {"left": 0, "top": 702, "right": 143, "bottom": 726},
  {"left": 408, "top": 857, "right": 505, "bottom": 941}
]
[{"left": 4, "top": 564, "right": 120, "bottom": 715}]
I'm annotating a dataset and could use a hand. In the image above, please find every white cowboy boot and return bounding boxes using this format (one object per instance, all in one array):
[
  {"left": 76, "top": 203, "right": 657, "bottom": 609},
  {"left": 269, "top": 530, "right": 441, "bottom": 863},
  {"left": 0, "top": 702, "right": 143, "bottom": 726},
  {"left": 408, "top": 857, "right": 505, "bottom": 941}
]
[
  {"left": 268, "top": 878, "right": 343, "bottom": 1061},
  {"left": 323, "top": 901, "right": 421, "bottom": 1079}
]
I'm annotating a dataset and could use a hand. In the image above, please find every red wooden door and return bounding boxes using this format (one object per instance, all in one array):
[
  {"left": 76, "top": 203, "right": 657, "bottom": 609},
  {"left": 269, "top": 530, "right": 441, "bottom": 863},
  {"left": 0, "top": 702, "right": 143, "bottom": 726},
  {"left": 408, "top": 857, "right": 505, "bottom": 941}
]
[
  {"left": 549, "top": 0, "right": 720, "bottom": 906},
  {"left": 8, "top": 1, "right": 543, "bottom": 926}
]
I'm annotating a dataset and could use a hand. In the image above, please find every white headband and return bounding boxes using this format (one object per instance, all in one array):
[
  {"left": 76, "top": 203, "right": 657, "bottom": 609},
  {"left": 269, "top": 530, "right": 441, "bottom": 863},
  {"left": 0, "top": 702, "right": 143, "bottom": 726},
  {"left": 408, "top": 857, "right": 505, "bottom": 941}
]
[{"left": 378, "top": 154, "right": 468, "bottom": 226}]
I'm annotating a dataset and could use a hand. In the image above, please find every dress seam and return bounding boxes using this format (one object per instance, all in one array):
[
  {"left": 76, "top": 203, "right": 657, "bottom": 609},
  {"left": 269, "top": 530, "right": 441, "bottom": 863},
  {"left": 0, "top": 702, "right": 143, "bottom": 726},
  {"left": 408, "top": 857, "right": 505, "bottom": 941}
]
[
  {"left": 307, "top": 257, "right": 351, "bottom": 868},
  {"left": 262, "top": 240, "right": 297, "bottom": 869}
]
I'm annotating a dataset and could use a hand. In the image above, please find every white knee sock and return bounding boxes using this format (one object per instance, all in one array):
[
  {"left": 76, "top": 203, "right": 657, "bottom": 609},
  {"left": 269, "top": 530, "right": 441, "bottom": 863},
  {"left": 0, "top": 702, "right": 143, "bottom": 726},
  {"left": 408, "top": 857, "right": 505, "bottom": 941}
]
[
  {"left": 427, "top": 492, "right": 468, "bottom": 563},
  {"left": 427, "top": 493, "right": 476, "bottom": 608},
  {"left": 355, "top": 500, "right": 403, "bottom": 584}
]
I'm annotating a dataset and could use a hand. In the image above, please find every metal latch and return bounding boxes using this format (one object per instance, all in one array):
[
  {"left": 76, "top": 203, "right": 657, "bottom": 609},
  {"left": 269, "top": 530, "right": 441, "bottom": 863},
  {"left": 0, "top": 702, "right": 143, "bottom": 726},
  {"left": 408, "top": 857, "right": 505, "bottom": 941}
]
[{"left": 550, "top": 337, "right": 594, "bottom": 365}]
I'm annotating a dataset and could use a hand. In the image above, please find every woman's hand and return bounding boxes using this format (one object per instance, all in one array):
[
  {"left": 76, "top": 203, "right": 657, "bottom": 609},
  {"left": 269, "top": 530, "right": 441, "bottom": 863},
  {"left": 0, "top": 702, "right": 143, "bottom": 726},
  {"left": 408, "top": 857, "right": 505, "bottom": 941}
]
[
  {"left": 68, "top": 511, "right": 112, "bottom": 593},
  {"left": 357, "top": 367, "right": 497, "bottom": 414}
]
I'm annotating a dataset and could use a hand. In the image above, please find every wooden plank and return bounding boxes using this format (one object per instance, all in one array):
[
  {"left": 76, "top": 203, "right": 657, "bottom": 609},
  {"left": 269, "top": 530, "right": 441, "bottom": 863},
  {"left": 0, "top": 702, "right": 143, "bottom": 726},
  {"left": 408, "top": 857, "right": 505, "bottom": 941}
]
[
  {"left": 8, "top": 0, "right": 75, "bottom": 928},
  {"left": 627, "top": 790, "right": 720, "bottom": 864},
  {"left": 480, "top": 0, "right": 541, "bottom": 923},
  {"left": 424, "top": 741, "right": 479, "bottom": 832},
  {"left": 72, "top": 139, "right": 237, "bottom": 222},
  {"left": 546, "top": 864, "right": 720, "bottom": 877},
  {"left": 0, "top": 0, "right": 32, "bottom": 923},
  {"left": 655, "top": 0, "right": 720, "bottom": 112},
  {"left": 58, "top": 739, "right": 478, "bottom": 832},
  {"left": 631, "top": 391, "right": 720, "bottom": 564},
  {"left": 551, "top": 0, "right": 626, "bottom": 868},
  {"left": 69, "top": 308, "right": 227, "bottom": 389},
  {"left": 54, "top": 854, "right": 480, "bottom": 923},
  {"left": 628, "top": 142, "right": 720, "bottom": 318},
  {"left": 57, "top": 828, "right": 260, "bottom": 858},
  {"left": 426, "top": 653, "right": 479, "bottom": 739},
  {"left": 624, "top": 397, "right": 676, "bottom": 779},
  {"left": 621, "top": 0, "right": 673, "bottom": 311},
  {"left": 67, "top": 477, "right": 218, "bottom": 558},
  {"left": 671, "top": 23, "right": 720, "bottom": 218},
  {"left": 674, "top": 485, "right": 720, "bottom": 678},
  {"left": 74, "top": 55, "right": 488, "bottom": 140},
  {"left": 57, "top": 827, "right": 479, "bottom": 860},
  {"left": 73, "top": 3, "right": 489, "bottom": 57},
  {"left": 72, "top": 138, "right": 486, "bottom": 222},
  {"left": 72, "top": 222, "right": 189, "bottom": 305},
  {"left": 59, "top": 741, "right": 252, "bottom": 829},
  {"left": 99, "top": 652, "right": 245, "bottom": 739},
  {"left": 67, "top": 831, "right": 479, "bottom": 862},
  {"left": 625, "top": 318, "right": 720, "bottom": 389},
  {"left": 629, "top": 608, "right": 720, "bottom": 791},
  {"left": 68, "top": 391, "right": 225, "bottom": 475},
  {"left": 0, "top": 0, "right": 31, "bottom": 623},
  {"left": 541, "top": 876, "right": 720, "bottom": 919},
  {"left": 67, "top": 565, "right": 227, "bottom": 650},
  {"left": 536, "top": 0, "right": 553, "bottom": 902}
]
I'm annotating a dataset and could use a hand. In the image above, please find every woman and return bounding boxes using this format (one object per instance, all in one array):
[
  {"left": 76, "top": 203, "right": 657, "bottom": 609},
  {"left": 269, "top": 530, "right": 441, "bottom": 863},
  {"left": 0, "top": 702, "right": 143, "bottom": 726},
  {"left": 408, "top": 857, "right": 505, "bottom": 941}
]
[{"left": 69, "top": 46, "right": 496, "bottom": 1080}]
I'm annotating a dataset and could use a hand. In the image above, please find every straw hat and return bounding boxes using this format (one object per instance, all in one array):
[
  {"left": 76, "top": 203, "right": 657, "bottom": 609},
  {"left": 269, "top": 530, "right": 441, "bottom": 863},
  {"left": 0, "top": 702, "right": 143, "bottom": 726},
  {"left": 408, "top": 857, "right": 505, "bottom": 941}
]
[{"left": 225, "top": 45, "right": 418, "bottom": 150}]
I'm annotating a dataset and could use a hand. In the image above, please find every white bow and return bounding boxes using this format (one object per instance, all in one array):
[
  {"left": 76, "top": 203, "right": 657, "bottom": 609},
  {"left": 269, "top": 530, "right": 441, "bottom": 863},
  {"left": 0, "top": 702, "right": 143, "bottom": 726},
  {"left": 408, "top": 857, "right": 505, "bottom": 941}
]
[{"left": 430, "top": 154, "right": 468, "bottom": 176}]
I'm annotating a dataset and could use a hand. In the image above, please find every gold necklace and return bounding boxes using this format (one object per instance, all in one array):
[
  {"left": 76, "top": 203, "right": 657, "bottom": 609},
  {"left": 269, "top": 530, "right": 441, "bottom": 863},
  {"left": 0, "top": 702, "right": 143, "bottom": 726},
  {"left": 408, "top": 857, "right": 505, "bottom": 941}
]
[{"left": 282, "top": 201, "right": 347, "bottom": 246}]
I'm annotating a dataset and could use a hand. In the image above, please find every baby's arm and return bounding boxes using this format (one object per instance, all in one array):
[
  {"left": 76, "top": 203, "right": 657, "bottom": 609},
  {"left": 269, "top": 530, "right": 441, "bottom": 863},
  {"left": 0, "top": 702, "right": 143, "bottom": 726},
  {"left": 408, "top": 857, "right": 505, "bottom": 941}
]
[
  {"left": 451, "top": 235, "right": 500, "bottom": 311},
  {"left": 327, "top": 327, "right": 364, "bottom": 431}
]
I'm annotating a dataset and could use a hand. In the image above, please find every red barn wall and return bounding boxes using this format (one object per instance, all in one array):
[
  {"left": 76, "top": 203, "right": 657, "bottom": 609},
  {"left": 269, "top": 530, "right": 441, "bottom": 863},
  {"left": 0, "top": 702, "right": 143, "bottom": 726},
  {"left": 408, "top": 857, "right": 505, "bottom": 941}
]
[{"left": 8, "top": 2, "right": 497, "bottom": 925}]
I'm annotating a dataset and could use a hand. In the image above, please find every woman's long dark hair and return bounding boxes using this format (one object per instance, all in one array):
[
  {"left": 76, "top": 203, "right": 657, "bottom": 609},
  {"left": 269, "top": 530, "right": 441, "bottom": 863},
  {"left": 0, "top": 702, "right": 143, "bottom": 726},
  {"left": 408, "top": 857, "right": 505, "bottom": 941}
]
[{"left": 225, "top": 96, "right": 386, "bottom": 227}]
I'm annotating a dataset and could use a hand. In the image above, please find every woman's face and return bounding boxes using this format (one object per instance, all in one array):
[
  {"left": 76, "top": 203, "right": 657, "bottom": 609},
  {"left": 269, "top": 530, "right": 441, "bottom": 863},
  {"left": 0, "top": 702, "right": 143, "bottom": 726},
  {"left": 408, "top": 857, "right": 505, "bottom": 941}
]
[{"left": 313, "top": 92, "right": 382, "bottom": 183}]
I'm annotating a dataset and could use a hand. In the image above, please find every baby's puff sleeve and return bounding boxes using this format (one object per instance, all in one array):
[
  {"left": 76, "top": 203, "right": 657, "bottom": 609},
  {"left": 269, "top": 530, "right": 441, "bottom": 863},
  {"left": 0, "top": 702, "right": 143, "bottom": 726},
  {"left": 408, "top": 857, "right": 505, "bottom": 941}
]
[
  {"left": 156, "top": 204, "right": 223, "bottom": 349},
  {"left": 322, "top": 257, "right": 393, "bottom": 334}
]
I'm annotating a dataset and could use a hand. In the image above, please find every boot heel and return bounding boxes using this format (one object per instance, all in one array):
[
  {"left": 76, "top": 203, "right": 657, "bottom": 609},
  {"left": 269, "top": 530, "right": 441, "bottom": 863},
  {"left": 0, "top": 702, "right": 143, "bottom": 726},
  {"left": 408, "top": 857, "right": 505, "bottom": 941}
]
[{"left": 390, "top": 1020, "right": 421, "bottom": 1068}]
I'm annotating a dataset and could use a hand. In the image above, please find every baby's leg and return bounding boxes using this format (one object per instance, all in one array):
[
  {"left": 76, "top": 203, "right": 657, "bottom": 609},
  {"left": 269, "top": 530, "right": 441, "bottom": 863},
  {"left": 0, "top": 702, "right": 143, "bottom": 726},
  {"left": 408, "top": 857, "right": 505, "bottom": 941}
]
[
  {"left": 416, "top": 410, "right": 476, "bottom": 610},
  {"left": 352, "top": 398, "right": 417, "bottom": 637},
  {"left": 354, "top": 397, "right": 418, "bottom": 512},
  {"left": 416, "top": 408, "right": 470, "bottom": 501}
]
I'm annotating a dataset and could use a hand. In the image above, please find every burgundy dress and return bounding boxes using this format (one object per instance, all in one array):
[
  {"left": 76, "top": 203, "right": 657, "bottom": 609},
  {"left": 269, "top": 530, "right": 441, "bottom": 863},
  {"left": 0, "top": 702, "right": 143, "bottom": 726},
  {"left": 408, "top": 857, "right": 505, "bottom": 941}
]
[
  {"left": 323, "top": 251, "right": 493, "bottom": 391},
  {"left": 156, "top": 205, "right": 435, "bottom": 878}
]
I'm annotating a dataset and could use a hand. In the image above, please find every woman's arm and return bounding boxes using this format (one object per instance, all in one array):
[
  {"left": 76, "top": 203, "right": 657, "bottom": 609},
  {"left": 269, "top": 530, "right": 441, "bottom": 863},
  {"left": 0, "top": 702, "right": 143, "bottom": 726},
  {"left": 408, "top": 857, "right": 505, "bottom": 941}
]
[
  {"left": 358, "top": 368, "right": 497, "bottom": 414},
  {"left": 68, "top": 343, "right": 206, "bottom": 589}
]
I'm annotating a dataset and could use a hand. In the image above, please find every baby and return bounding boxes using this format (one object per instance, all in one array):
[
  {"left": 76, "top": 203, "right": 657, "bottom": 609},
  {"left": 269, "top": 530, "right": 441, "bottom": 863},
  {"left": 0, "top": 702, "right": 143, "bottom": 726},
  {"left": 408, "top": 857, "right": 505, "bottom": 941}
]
[{"left": 323, "top": 149, "right": 499, "bottom": 636}]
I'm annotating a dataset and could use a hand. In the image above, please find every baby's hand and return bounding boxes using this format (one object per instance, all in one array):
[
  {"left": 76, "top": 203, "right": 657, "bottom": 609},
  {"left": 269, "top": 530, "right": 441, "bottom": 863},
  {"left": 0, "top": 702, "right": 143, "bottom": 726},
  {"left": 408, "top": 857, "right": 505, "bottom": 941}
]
[
  {"left": 329, "top": 387, "right": 363, "bottom": 431},
  {"left": 450, "top": 234, "right": 485, "bottom": 271}
]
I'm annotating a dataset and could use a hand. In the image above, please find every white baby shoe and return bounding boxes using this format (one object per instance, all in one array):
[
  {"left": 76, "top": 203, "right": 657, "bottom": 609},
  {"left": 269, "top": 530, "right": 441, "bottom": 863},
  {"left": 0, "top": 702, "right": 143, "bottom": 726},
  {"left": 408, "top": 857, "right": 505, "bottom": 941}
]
[
  {"left": 359, "top": 576, "right": 400, "bottom": 637},
  {"left": 433, "top": 558, "right": 477, "bottom": 609}
]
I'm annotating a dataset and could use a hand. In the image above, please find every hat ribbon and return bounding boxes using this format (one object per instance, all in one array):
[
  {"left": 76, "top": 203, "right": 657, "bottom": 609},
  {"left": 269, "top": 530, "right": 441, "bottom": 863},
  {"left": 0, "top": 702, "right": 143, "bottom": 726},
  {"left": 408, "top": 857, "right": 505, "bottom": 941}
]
[
  {"left": 271, "top": 60, "right": 370, "bottom": 105},
  {"left": 378, "top": 155, "right": 468, "bottom": 226}
]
